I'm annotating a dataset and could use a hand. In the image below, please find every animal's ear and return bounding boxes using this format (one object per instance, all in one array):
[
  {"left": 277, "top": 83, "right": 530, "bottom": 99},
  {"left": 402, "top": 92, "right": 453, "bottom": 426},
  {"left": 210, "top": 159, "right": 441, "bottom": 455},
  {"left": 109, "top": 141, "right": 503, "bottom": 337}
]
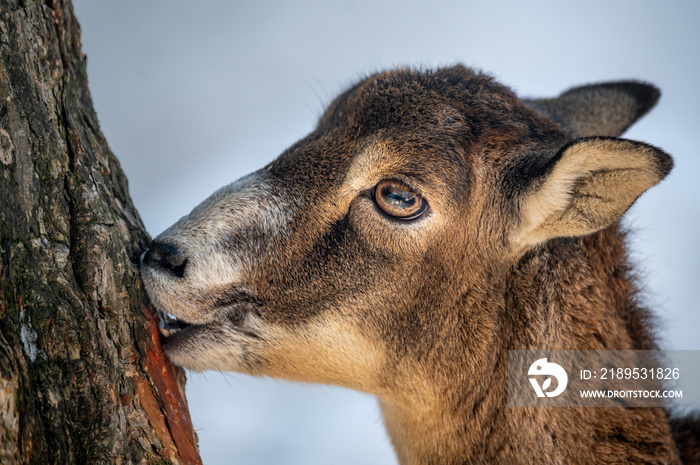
[
  {"left": 512, "top": 137, "right": 672, "bottom": 249},
  {"left": 525, "top": 82, "right": 660, "bottom": 137}
]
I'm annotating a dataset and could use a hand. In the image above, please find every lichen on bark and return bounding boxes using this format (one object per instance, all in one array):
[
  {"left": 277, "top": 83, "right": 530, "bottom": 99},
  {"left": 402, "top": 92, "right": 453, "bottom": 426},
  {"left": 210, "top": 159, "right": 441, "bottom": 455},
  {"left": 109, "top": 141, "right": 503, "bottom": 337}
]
[{"left": 0, "top": 1, "right": 201, "bottom": 463}]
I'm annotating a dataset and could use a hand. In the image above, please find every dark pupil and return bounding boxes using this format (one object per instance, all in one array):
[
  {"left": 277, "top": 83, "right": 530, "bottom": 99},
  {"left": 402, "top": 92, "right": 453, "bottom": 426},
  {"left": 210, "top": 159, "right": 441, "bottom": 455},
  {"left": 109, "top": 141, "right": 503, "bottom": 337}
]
[{"left": 382, "top": 185, "right": 415, "bottom": 209}]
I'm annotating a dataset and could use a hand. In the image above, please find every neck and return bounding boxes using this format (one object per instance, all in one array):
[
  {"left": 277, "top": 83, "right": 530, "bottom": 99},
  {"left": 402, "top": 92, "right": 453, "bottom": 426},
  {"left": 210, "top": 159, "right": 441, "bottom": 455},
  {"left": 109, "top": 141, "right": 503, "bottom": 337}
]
[{"left": 380, "top": 226, "right": 680, "bottom": 464}]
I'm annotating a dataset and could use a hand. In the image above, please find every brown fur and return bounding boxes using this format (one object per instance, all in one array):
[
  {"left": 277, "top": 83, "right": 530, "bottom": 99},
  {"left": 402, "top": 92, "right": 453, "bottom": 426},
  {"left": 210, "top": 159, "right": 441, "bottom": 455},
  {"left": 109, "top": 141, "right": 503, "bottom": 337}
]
[
  {"left": 671, "top": 414, "right": 700, "bottom": 464},
  {"left": 141, "top": 65, "right": 697, "bottom": 464}
]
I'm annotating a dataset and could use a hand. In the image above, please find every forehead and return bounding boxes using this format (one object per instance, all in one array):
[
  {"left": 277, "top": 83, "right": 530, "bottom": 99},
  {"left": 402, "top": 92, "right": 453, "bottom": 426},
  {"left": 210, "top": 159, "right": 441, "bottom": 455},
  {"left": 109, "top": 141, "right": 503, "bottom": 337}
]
[
  {"left": 267, "top": 66, "right": 559, "bottom": 192},
  {"left": 320, "top": 66, "right": 511, "bottom": 133}
]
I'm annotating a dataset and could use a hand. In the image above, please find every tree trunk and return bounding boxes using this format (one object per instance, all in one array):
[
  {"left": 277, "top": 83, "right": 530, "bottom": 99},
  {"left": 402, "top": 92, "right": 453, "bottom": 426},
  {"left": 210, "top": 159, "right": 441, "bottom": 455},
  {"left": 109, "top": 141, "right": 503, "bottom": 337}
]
[{"left": 0, "top": 1, "right": 201, "bottom": 463}]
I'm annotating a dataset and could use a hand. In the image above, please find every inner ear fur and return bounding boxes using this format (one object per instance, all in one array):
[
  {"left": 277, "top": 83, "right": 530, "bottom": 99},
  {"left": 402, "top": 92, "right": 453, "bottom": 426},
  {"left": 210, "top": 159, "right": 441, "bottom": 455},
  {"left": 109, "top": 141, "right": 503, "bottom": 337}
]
[{"left": 512, "top": 137, "right": 672, "bottom": 249}]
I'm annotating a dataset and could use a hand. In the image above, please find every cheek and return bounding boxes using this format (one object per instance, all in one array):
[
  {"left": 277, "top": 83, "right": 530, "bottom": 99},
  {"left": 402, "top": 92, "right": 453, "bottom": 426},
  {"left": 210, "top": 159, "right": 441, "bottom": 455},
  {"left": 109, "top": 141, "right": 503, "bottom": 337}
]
[
  {"left": 261, "top": 314, "right": 387, "bottom": 394},
  {"left": 349, "top": 198, "right": 443, "bottom": 258}
]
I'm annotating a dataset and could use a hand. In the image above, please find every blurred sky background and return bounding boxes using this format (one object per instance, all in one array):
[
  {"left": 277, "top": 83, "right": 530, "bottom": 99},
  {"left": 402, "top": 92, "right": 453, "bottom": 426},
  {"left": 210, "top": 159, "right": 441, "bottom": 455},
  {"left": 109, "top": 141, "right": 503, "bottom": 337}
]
[{"left": 72, "top": 1, "right": 699, "bottom": 464}]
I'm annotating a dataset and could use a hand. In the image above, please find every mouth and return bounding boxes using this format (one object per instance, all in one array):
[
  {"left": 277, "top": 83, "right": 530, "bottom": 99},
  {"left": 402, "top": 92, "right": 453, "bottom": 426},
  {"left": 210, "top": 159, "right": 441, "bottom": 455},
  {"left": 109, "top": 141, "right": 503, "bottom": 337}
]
[
  {"left": 158, "top": 312, "right": 193, "bottom": 338},
  {"left": 154, "top": 301, "right": 261, "bottom": 341},
  {"left": 144, "top": 280, "right": 264, "bottom": 349}
]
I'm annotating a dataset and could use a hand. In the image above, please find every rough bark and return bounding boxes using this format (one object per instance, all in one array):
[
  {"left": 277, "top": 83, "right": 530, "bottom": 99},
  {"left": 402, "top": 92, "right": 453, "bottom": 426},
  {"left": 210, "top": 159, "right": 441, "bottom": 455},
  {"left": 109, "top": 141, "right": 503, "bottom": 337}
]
[{"left": 0, "top": 1, "right": 201, "bottom": 463}]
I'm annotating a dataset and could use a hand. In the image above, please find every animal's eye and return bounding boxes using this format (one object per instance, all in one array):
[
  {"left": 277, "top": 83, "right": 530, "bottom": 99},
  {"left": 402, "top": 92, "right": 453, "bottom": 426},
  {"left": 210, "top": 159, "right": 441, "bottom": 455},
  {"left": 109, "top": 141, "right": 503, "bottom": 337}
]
[{"left": 374, "top": 180, "right": 427, "bottom": 220}]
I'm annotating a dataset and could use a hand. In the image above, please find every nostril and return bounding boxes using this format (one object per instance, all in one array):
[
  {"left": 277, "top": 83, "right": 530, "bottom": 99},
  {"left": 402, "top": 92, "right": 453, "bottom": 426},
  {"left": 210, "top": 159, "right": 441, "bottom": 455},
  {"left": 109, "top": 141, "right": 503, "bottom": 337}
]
[
  {"left": 142, "top": 240, "right": 189, "bottom": 278},
  {"left": 169, "top": 259, "right": 188, "bottom": 278}
]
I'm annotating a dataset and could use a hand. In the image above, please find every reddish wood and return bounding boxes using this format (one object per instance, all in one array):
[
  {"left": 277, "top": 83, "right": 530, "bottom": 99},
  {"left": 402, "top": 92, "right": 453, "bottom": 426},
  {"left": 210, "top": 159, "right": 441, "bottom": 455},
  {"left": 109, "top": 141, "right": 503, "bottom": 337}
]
[{"left": 140, "top": 304, "right": 202, "bottom": 465}]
